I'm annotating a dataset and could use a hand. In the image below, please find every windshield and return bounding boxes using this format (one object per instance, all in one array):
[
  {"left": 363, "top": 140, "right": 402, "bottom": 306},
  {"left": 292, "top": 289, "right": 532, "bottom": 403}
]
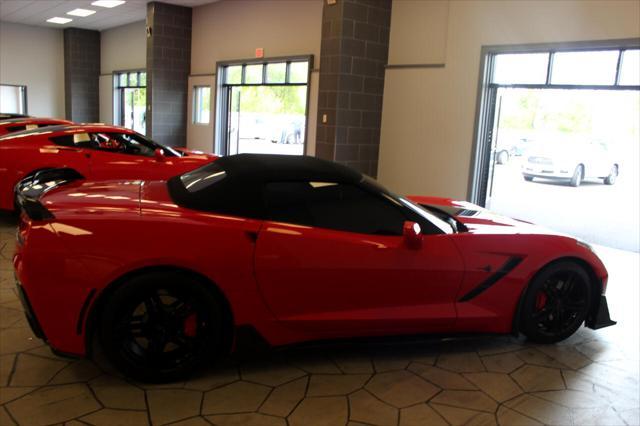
[{"left": 361, "top": 176, "right": 454, "bottom": 234}]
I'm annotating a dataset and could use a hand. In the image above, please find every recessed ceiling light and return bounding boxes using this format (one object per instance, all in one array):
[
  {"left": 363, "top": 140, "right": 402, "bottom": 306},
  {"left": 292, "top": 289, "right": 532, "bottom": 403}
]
[
  {"left": 91, "top": 0, "right": 126, "bottom": 8},
  {"left": 46, "top": 17, "right": 73, "bottom": 24},
  {"left": 67, "top": 8, "right": 96, "bottom": 17}
]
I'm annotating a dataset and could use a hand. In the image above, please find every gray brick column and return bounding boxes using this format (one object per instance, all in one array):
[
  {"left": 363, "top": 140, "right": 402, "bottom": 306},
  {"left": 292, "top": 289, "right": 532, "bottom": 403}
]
[
  {"left": 316, "top": 0, "right": 391, "bottom": 176},
  {"left": 146, "top": 1, "right": 192, "bottom": 147},
  {"left": 63, "top": 28, "right": 100, "bottom": 122}
]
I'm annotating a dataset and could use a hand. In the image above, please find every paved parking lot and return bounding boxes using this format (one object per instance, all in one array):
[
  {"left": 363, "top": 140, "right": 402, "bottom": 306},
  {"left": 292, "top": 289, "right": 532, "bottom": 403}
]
[{"left": 487, "top": 158, "right": 640, "bottom": 252}]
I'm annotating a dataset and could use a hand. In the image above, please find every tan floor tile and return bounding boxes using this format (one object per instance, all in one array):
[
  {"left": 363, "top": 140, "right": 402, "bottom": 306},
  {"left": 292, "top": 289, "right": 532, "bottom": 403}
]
[
  {"left": 147, "top": 389, "right": 202, "bottom": 425},
  {"left": 0, "top": 386, "right": 35, "bottom": 405},
  {"left": 481, "top": 352, "right": 525, "bottom": 373},
  {"left": 511, "top": 364, "right": 565, "bottom": 392},
  {"left": 504, "top": 394, "right": 572, "bottom": 425},
  {"left": 399, "top": 403, "right": 448, "bottom": 426},
  {"left": 307, "top": 373, "right": 369, "bottom": 396},
  {"left": 289, "top": 396, "right": 348, "bottom": 426},
  {"left": 0, "top": 307, "right": 22, "bottom": 329},
  {"left": 561, "top": 369, "right": 595, "bottom": 391},
  {"left": 241, "top": 362, "right": 306, "bottom": 387},
  {"left": 365, "top": 370, "right": 439, "bottom": 408},
  {"left": 533, "top": 389, "right": 607, "bottom": 409},
  {"left": 288, "top": 355, "right": 342, "bottom": 374},
  {"left": 169, "top": 417, "right": 212, "bottom": 426},
  {"left": 348, "top": 390, "right": 397, "bottom": 426},
  {"left": 430, "top": 390, "right": 497, "bottom": 413},
  {"left": 89, "top": 375, "right": 147, "bottom": 410},
  {"left": 514, "top": 348, "right": 568, "bottom": 369},
  {"left": 372, "top": 355, "right": 410, "bottom": 372},
  {"left": 570, "top": 406, "right": 627, "bottom": 426},
  {"left": 535, "top": 344, "right": 592, "bottom": 369},
  {"left": 25, "top": 344, "right": 70, "bottom": 360},
  {"left": 49, "top": 360, "right": 102, "bottom": 384},
  {"left": 184, "top": 365, "right": 239, "bottom": 391},
  {"left": 464, "top": 372, "right": 523, "bottom": 402},
  {"left": 617, "top": 407, "right": 640, "bottom": 426},
  {"left": 6, "top": 383, "right": 101, "bottom": 426},
  {"left": 0, "top": 405, "right": 16, "bottom": 426},
  {"left": 576, "top": 339, "right": 626, "bottom": 362},
  {"left": 437, "top": 352, "right": 485, "bottom": 373},
  {"left": 496, "top": 405, "right": 542, "bottom": 425},
  {"left": 0, "top": 353, "right": 16, "bottom": 386},
  {"left": 81, "top": 408, "right": 149, "bottom": 426},
  {"left": 0, "top": 326, "right": 43, "bottom": 355},
  {"left": 431, "top": 403, "right": 490, "bottom": 425},
  {"left": 475, "top": 339, "right": 524, "bottom": 357},
  {"left": 332, "top": 354, "right": 374, "bottom": 374},
  {"left": 260, "top": 376, "right": 307, "bottom": 417},
  {"left": 408, "top": 363, "right": 477, "bottom": 390},
  {"left": 202, "top": 381, "right": 270, "bottom": 414},
  {"left": 207, "top": 413, "right": 286, "bottom": 426},
  {"left": 9, "top": 353, "right": 67, "bottom": 386},
  {"left": 465, "top": 412, "right": 497, "bottom": 426},
  {"left": 0, "top": 288, "right": 17, "bottom": 305}
]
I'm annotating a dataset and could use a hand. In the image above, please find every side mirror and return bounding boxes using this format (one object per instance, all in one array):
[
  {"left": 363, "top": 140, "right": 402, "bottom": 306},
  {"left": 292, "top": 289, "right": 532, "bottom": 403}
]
[
  {"left": 154, "top": 148, "right": 165, "bottom": 162},
  {"left": 403, "top": 221, "right": 423, "bottom": 249}
]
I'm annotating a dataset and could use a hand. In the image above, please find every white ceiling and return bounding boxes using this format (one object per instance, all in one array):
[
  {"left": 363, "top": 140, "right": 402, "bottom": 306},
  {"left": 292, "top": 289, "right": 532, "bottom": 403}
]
[{"left": 0, "top": 0, "right": 218, "bottom": 31}]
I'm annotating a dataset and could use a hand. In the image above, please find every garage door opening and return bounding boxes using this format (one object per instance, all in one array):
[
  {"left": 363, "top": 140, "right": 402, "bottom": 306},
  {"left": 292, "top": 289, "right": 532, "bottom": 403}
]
[
  {"left": 215, "top": 57, "right": 312, "bottom": 156},
  {"left": 472, "top": 44, "right": 640, "bottom": 252}
]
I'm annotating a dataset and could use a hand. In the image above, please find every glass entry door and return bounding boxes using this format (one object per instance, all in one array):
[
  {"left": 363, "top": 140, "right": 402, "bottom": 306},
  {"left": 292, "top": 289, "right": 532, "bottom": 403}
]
[{"left": 122, "top": 87, "right": 146, "bottom": 134}]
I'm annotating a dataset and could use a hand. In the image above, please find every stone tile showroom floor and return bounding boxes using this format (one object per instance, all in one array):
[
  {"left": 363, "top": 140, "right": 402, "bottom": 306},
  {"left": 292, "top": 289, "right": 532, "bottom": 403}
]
[{"left": 0, "top": 214, "right": 638, "bottom": 426}]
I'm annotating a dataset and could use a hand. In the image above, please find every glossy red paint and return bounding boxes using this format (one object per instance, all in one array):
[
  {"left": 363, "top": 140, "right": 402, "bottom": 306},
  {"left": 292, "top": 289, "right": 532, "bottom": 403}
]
[
  {"left": 0, "top": 117, "right": 73, "bottom": 136},
  {"left": 0, "top": 124, "right": 216, "bottom": 210},
  {"left": 13, "top": 180, "right": 609, "bottom": 357}
]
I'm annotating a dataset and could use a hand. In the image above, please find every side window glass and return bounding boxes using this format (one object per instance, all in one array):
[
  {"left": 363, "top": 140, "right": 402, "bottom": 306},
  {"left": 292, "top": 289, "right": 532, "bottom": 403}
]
[{"left": 264, "top": 182, "right": 408, "bottom": 235}]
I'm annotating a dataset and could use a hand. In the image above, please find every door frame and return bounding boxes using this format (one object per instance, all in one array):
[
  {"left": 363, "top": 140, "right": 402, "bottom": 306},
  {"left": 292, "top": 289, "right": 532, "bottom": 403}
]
[
  {"left": 214, "top": 55, "right": 314, "bottom": 156},
  {"left": 468, "top": 38, "right": 640, "bottom": 206}
]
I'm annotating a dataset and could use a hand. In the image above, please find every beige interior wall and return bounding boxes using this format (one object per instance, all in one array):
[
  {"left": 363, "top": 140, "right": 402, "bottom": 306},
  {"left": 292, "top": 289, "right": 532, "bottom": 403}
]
[
  {"left": 379, "top": 0, "right": 640, "bottom": 199},
  {"left": 99, "top": 20, "right": 146, "bottom": 125},
  {"left": 0, "top": 22, "right": 64, "bottom": 118},
  {"left": 189, "top": 0, "right": 322, "bottom": 154}
]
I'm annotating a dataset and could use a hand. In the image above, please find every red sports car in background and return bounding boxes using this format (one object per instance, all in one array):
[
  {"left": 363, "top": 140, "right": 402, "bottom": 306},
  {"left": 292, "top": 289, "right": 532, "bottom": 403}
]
[
  {"left": 0, "top": 117, "right": 73, "bottom": 136},
  {"left": 13, "top": 154, "right": 615, "bottom": 382},
  {"left": 0, "top": 124, "right": 217, "bottom": 211}
]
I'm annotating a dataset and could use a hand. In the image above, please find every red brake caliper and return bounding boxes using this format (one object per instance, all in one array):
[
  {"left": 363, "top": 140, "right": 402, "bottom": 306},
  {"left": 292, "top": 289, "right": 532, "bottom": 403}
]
[
  {"left": 183, "top": 313, "right": 197, "bottom": 337},
  {"left": 535, "top": 291, "right": 548, "bottom": 311}
]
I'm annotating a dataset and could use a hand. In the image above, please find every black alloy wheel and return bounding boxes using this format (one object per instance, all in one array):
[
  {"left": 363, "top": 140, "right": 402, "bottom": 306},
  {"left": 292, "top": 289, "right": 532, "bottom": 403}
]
[
  {"left": 521, "top": 261, "right": 592, "bottom": 343},
  {"left": 100, "top": 272, "right": 228, "bottom": 382}
]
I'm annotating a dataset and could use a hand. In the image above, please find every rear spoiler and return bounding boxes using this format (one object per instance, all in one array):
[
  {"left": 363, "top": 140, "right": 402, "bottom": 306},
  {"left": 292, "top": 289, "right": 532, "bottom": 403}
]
[{"left": 15, "top": 168, "right": 84, "bottom": 220}]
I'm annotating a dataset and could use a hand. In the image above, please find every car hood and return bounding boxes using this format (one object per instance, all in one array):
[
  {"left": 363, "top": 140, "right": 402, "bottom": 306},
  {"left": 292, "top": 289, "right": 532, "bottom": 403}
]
[{"left": 407, "top": 195, "right": 568, "bottom": 237}]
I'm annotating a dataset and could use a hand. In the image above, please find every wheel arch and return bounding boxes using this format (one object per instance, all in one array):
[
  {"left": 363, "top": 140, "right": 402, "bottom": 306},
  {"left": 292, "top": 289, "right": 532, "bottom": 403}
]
[
  {"left": 83, "top": 264, "right": 235, "bottom": 357},
  {"left": 511, "top": 256, "right": 602, "bottom": 335}
]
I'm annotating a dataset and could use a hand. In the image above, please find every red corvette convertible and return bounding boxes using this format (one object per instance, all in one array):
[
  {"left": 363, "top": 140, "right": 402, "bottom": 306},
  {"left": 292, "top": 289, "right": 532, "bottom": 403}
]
[
  {"left": 0, "top": 117, "right": 73, "bottom": 136},
  {"left": 0, "top": 124, "right": 216, "bottom": 211},
  {"left": 13, "top": 154, "right": 615, "bottom": 381}
]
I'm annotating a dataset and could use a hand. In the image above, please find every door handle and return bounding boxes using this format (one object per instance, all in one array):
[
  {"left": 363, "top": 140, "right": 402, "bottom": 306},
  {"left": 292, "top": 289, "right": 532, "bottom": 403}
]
[{"left": 84, "top": 153, "right": 91, "bottom": 159}]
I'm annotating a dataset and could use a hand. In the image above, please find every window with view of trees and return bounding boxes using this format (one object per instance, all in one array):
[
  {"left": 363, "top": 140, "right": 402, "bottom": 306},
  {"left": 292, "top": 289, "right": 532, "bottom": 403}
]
[{"left": 215, "top": 58, "right": 312, "bottom": 156}]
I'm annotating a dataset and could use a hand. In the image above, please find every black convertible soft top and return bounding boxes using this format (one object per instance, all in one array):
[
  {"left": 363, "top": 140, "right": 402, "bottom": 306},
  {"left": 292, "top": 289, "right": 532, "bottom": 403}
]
[
  {"left": 168, "top": 154, "right": 362, "bottom": 218},
  {"left": 214, "top": 153, "right": 361, "bottom": 183}
]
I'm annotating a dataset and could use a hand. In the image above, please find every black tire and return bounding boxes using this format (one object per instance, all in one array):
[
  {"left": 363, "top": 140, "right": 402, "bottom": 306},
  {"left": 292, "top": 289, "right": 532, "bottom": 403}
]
[
  {"left": 520, "top": 261, "right": 592, "bottom": 344},
  {"left": 523, "top": 175, "right": 534, "bottom": 182},
  {"left": 497, "top": 150, "right": 509, "bottom": 165},
  {"left": 569, "top": 165, "right": 583, "bottom": 187},
  {"left": 604, "top": 165, "right": 618, "bottom": 185},
  {"left": 99, "top": 271, "right": 229, "bottom": 382}
]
